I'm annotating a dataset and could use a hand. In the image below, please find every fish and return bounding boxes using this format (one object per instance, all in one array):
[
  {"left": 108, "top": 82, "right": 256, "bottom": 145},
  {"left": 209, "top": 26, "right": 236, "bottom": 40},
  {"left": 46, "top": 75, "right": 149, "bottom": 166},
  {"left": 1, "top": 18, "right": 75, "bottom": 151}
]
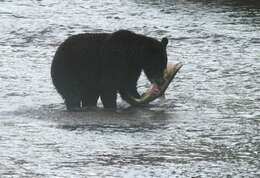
[{"left": 124, "top": 63, "right": 183, "bottom": 106}]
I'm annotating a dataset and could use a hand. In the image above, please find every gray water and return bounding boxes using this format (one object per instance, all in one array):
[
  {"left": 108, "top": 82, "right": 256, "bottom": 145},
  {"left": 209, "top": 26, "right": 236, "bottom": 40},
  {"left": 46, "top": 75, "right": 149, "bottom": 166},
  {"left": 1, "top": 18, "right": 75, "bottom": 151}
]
[{"left": 0, "top": 0, "right": 260, "bottom": 177}]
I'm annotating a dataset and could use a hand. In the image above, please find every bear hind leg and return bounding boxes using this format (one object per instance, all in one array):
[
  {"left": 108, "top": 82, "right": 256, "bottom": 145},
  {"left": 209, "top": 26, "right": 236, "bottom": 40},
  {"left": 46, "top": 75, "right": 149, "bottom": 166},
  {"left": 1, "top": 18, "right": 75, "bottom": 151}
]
[
  {"left": 64, "top": 95, "right": 81, "bottom": 111},
  {"left": 82, "top": 90, "right": 99, "bottom": 108},
  {"left": 62, "top": 87, "right": 81, "bottom": 111}
]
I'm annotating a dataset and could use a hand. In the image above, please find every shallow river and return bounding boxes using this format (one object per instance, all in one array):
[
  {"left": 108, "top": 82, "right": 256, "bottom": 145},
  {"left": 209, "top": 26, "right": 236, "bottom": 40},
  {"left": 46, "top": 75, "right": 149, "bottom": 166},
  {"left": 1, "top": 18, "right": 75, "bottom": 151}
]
[{"left": 0, "top": 0, "right": 259, "bottom": 177}]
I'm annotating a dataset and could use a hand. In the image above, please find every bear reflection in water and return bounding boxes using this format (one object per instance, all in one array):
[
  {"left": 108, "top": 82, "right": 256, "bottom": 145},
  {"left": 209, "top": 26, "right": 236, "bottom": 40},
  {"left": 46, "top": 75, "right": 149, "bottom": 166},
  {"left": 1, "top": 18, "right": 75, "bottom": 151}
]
[{"left": 51, "top": 30, "right": 168, "bottom": 111}]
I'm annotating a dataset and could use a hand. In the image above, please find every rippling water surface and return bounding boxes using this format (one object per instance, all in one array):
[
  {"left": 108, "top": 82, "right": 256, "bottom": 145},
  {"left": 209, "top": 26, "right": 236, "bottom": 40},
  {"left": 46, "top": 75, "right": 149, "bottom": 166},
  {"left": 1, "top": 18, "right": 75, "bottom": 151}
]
[{"left": 0, "top": 0, "right": 259, "bottom": 177}]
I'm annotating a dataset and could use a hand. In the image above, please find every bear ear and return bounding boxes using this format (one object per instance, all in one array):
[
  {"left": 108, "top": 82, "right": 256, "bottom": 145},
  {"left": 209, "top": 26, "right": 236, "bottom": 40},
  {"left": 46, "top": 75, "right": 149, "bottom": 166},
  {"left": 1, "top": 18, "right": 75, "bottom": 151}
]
[{"left": 161, "top": 37, "right": 168, "bottom": 48}]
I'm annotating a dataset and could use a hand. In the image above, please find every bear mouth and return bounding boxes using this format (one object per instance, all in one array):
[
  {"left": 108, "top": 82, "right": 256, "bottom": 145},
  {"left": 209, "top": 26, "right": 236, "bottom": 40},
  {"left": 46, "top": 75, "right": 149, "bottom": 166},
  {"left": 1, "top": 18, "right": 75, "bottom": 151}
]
[{"left": 124, "top": 63, "right": 183, "bottom": 106}]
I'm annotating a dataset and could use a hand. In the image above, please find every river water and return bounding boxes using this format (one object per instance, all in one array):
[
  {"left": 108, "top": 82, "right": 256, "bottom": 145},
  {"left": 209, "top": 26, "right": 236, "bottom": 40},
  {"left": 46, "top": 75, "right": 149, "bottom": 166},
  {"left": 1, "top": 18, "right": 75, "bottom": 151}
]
[{"left": 0, "top": 0, "right": 259, "bottom": 177}]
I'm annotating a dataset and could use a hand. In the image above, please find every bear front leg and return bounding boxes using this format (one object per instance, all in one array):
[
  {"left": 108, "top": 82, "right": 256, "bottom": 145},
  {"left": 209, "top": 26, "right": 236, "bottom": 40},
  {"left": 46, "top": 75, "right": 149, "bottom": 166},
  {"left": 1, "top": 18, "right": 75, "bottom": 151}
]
[
  {"left": 119, "top": 81, "right": 141, "bottom": 101},
  {"left": 128, "top": 86, "right": 141, "bottom": 99},
  {"left": 122, "top": 68, "right": 142, "bottom": 99},
  {"left": 119, "top": 87, "right": 140, "bottom": 102},
  {"left": 100, "top": 89, "right": 117, "bottom": 109}
]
